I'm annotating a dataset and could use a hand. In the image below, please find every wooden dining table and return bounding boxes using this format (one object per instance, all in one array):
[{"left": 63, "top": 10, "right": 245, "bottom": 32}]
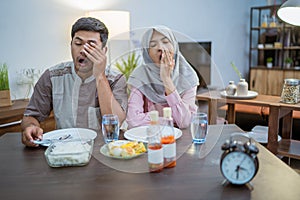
[
  {"left": 196, "top": 90, "right": 300, "bottom": 159},
  {"left": 1, "top": 124, "right": 300, "bottom": 200}
]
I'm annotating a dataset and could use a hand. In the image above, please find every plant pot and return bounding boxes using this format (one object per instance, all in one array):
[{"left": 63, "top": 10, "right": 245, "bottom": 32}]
[
  {"left": 267, "top": 63, "right": 272, "bottom": 68},
  {"left": 237, "top": 79, "right": 248, "bottom": 96},
  {"left": 225, "top": 81, "right": 237, "bottom": 95},
  {"left": 0, "top": 90, "right": 12, "bottom": 107}
]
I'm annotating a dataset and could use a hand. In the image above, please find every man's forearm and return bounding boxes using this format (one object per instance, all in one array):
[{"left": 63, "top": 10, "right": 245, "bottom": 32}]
[
  {"left": 21, "top": 116, "right": 41, "bottom": 131},
  {"left": 96, "top": 76, "right": 126, "bottom": 123}
]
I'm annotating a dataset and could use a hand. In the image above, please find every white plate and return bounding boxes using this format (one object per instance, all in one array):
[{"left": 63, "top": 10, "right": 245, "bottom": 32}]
[
  {"left": 99, "top": 140, "right": 145, "bottom": 159},
  {"left": 220, "top": 90, "right": 258, "bottom": 99},
  {"left": 247, "top": 131, "right": 282, "bottom": 144},
  {"left": 124, "top": 125, "right": 182, "bottom": 143},
  {"left": 41, "top": 128, "right": 97, "bottom": 147}
]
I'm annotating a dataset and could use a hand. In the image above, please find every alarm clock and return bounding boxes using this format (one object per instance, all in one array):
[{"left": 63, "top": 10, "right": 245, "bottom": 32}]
[{"left": 220, "top": 132, "right": 259, "bottom": 185}]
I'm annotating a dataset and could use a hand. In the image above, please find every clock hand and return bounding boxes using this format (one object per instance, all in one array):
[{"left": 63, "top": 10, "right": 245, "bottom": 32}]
[
  {"left": 239, "top": 166, "right": 247, "bottom": 171},
  {"left": 238, "top": 155, "right": 247, "bottom": 166},
  {"left": 235, "top": 165, "right": 240, "bottom": 180}
]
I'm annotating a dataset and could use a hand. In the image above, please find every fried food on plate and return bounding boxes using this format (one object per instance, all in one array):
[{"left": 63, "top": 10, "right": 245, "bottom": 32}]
[{"left": 108, "top": 141, "right": 146, "bottom": 157}]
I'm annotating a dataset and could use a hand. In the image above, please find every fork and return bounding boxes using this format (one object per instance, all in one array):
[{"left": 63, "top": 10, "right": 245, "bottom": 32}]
[{"left": 33, "top": 134, "right": 72, "bottom": 145}]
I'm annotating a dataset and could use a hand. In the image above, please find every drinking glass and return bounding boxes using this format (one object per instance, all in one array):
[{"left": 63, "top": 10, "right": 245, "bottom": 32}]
[
  {"left": 101, "top": 114, "right": 119, "bottom": 143},
  {"left": 190, "top": 112, "right": 208, "bottom": 144}
]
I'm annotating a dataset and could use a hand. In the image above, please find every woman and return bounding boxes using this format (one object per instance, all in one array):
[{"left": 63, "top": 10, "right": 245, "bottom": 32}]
[{"left": 126, "top": 26, "right": 199, "bottom": 129}]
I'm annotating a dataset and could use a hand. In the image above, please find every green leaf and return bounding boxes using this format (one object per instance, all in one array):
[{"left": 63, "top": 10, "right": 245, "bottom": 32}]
[
  {"left": 0, "top": 63, "right": 9, "bottom": 90},
  {"left": 114, "top": 52, "right": 140, "bottom": 80},
  {"left": 230, "top": 62, "right": 242, "bottom": 79}
]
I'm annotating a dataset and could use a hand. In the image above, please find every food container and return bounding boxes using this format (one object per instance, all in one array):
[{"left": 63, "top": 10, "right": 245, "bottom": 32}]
[
  {"left": 280, "top": 78, "right": 300, "bottom": 104},
  {"left": 44, "top": 139, "right": 94, "bottom": 167}
]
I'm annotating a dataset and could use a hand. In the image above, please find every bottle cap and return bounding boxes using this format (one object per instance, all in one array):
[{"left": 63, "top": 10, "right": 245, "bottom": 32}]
[
  {"left": 163, "top": 107, "right": 172, "bottom": 118},
  {"left": 149, "top": 110, "right": 159, "bottom": 122}
]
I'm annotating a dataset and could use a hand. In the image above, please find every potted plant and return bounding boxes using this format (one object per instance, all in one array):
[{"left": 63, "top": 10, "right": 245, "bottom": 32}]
[
  {"left": 230, "top": 62, "right": 248, "bottom": 96},
  {"left": 115, "top": 52, "right": 140, "bottom": 81},
  {"left": 266, "top": 57, "right": 273, "bottom": 68},
  {"left": 0, "top": 63, "right": 12, "bottom": 107},
  {"left": 284, "top": 57, "right": 293, "bottom": 68}
]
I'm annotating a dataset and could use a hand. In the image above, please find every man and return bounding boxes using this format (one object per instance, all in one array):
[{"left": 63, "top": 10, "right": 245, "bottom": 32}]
[{"left": 21, "top": 17, "right": 128, "bottom": 147}]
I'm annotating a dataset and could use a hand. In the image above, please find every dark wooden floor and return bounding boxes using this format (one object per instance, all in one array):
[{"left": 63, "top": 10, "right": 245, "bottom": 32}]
[{"left": 283, "top": 158, "right": 300, "bottom": 174}]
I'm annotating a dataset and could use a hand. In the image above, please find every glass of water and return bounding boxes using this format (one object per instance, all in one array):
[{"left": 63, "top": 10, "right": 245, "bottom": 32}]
[
  {"left": 190, "top": 112, "right": 208, "bottom": 144},
  {"left": 101, "top": 114, "right": 119, "bottom": 143}
]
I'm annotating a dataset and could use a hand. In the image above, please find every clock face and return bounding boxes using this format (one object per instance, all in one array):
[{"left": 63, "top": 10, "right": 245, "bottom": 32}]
[{"left": 221, "top": 151, "right": 256, "bottom": 185}]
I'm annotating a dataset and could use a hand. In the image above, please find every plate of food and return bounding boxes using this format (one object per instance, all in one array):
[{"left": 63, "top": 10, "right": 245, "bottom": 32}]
[
  {"left": 35, "top": 128, "right": 97, "bottom": 147},
  {"left": 124, "top": 125, "right": 182, "bottom": 143},
  {"left": 100, "top": 140, "right": 147, "bottom": 159},
  {"left": 220, "top": 90, "right": 258, "bottom": 99}
]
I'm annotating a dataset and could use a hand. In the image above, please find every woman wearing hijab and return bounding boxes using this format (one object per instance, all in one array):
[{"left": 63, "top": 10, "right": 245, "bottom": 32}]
[{"left": 126, "top": 26, "right": 199, "bottom": 129}]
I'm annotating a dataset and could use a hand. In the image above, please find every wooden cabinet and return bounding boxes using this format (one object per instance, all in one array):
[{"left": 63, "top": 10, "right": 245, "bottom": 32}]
[
  {"left": 0, "top": 99, "right": 55, "bottom": 136},
  {"left": 250, "top": 68, "right": 283, "bottom": 95},
  {"left": 250, "top": 68, "right": 300, "bottom": 95},
  {"left": 250, "top": 68, "right": 268, "bottom": 95}
]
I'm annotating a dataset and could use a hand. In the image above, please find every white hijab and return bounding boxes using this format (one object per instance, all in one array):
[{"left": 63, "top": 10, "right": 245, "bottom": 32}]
[{"left": 128, "top": 26, "right": 199, "bottom": 104}]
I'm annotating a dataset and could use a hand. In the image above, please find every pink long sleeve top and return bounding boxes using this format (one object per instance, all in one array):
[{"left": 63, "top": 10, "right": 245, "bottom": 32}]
[{"left": 126, "top": 86, "right": 198, "bottom": 129}]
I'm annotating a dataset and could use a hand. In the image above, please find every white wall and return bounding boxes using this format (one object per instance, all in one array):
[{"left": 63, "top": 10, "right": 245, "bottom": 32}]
[{"left": 0, "top": 0, "right": 275, "bottom": 99}]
